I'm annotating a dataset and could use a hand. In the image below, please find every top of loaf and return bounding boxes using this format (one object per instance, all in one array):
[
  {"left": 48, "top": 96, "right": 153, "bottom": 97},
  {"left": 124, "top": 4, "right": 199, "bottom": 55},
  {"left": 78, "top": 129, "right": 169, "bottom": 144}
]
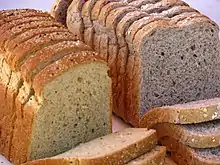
[{"left": 0, "top": 9, "right": 105, "bottom": 98}]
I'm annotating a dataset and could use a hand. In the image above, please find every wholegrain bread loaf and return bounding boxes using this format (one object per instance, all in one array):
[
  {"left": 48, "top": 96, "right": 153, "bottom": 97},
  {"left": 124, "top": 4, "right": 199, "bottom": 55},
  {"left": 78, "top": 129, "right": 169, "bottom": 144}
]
[
  {"left": 160, "top": 136, "right": 220, "bottom": 165},
  {"left": 0, "top": 9, "right": 112, "bottom": 165},
  {"left": 64, "top": 0, "right": 220, "bottom": 126},
  {"left": 140, "top": 98, "right": 220, "bottom": 128},
  {"left": 153, "top": 119, "right": 220, "bottom": 148},
  {"left": 22, "top": 128, "right": 158, "bottom": 165}
]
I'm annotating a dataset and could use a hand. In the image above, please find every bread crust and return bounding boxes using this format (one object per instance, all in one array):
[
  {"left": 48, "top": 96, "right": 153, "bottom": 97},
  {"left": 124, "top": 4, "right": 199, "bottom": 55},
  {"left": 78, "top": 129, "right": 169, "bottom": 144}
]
[
  {"left": 7, "top": 31, "right": 76, "bottom": 71},
  {"left": 66, "top": 0, "right": 85, "bottom": 40},
  {"left": 160, "top": 137, "right": 220, "bottom": 165},
  {"left": 164, "top": 157, "right": 177, "bottom": 165},
  {"left": 5, "top": 26, "right": 68, "bottom": 52},
  {"left": 20, "top": 40, "right": 91, "bottom": 83},
  {"left": 153, "top": 122, "right": 220, "bottom": 148}
]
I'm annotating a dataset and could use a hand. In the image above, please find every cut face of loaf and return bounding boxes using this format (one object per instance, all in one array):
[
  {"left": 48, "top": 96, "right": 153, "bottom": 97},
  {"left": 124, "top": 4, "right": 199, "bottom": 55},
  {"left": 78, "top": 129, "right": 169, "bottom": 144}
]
[
  {"left": 140, "top": 98, "right": 220, "bottom": 128},
  {"left": 22, "top": 128, "right": 158, "bottom": 165},
  {"left": 153, "top": 119, "right": 220, "bottom": 148},
  {"left": 160, "top": 136, "right": 220, "bottom": 165},
  {"left": 0, "top": 9, "right": 112, "bottom": 165}
]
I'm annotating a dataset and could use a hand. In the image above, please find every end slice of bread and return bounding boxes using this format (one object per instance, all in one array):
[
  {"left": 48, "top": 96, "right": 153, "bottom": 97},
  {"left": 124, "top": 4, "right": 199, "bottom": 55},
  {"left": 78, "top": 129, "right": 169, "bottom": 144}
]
[
  {"left": 21, "top": 128, "right": 157, "bottom": 165},
  {"left": 140, "top": 98, "right": 220, "bottom": 128},
  {"left": 153, "top": 120, "right": 220, "bottom": 148},
  {"left": 160, "top": 136, "right": 220, "bottom": 165}
]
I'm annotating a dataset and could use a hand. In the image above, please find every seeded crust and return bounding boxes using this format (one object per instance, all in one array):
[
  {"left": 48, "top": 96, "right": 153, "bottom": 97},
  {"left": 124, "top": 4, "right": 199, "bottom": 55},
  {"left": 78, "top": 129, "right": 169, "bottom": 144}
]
[
  {"left": 7, "top": 31, "right": 77, "bottom": 71},
  {"left": 129, "top": 0, "right": 160, "bottom": 8},
  {"left": 0, "top": 16, "right": 56, "bottom": 51},
  {"left": 160, "top": 137, "right": 220, "bottom": 165},
  {"left": 5, "top": 26, "right": 68, "bottom": 52},
  {"left": 153, "top": 121, "right": 220, "bottom": 148},
  {"left": 66, "top": 0, "right": 85, "bottom": 41},
  {"left": 50, "top": 0, "right": 73, "bottom": 25},
  {"left": 20, "top": 40, "right": 92, "bottom": 83}
]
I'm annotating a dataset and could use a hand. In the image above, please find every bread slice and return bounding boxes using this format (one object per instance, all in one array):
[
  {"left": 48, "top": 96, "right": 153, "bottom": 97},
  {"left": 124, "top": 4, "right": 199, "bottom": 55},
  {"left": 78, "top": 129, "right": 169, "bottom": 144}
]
[
  {"left": 9, "top": 51, "right": 112, "bottom": 164},
  {"left": 20, "top": 40, "right": 91, "bottom": 82},
  {"left": 129, "top": 0, "right": 160, "bottom": 8},
  {"left": 7, "top": 31, "right": 77, "bottom": 70},
  {"left": 160, "top": 136, "right": 220, "bottom": 165},
  {"left": 66, "top": 0, "right": 85, "bottom": 40},
  {"left": 1, "top": 20, "right": 65, "bottom": 52},
  {"left": 164, "top": 157, "right": 177, "bottom": 165},
  {"left": 126, "top": 146, "right": 166, "bottom": 165},
  {"left": 21, "top": 128, "right": 157, "bottom": 165},
  {"left": 140, "top": 98, "right": 220, "bottom": 128},
  {"left": 5, "top": 26, "right": 68, "bottom": 52},
  {"left": 153, "top": 120, "right": 220, "bottom": 148},
  {"left": 50, "top": 0, "right": 73, "bottom": 25}
]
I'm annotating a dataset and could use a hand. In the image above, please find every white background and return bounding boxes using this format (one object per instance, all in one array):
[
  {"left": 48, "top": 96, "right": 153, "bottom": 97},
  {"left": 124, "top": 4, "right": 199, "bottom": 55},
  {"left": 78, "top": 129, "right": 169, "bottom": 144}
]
[{"left": 0, "top": 0, "right": 220, "bottom": 164}]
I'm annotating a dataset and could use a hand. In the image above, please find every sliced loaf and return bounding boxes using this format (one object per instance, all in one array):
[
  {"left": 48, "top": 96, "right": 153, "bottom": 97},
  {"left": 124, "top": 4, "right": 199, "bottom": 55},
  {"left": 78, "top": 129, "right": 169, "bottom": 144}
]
[
  {"left": 153, "top": 120, "right": 220, "bottom": 148},
  {"left": 0, "top": 9, "right": 112, "bottom": 165},
  {"left": 22, "top": 128, "right": 158, "bottom": 165},
  {"left": 140, "top": 98, "right": 220, "bottom": 128},
  {"left": 160, "top": 136, "right": 220, "bottom": 165}
]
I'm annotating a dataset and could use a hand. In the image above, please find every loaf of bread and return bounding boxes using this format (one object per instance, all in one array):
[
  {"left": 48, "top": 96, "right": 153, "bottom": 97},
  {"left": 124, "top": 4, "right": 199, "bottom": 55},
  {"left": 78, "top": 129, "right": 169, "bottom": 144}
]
[
  {"left": 0, "top": 9, "right": 112, "bottom": 165},
  {"left": 140, "top": 98, "right": 220, "bottom": 128},
  {"left": 153, "top": 120, "right": 220, "bottom": 148},
  {"left": 161, "top": 136, "right": 220, "bottom": 165},
  {"left": 55, "top": 0, "right": 220, "bottom": 126},
  {"left": 22, "top": 128, "right": 163, "bottom": 165}
]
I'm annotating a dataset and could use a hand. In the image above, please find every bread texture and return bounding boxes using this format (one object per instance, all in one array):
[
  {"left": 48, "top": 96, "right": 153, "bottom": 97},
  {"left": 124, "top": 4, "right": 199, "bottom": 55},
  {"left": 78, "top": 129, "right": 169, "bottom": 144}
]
[
  {"left": 22, "top": 128, "right": 158, "bottom": 165},
  {"left": 164, "top": 157, "right": 177, "bottom": 165},
  {"left": 0, "top": 9, "right": 112, "bottom": 165},
  {"left": 140, "top": 98, "right": 220, "bottom": 128},
  {"left": 51, "top": 0, "right": 74, "bottom": 25},
  {"left": 64, "top": 0, "right": 220, "bottom": 126},
  {"left": 160, "top": 136, "right": 220, "bottom": 165},
  {"left": 153, "top": 120, "right": 220, "bottom": 148}
]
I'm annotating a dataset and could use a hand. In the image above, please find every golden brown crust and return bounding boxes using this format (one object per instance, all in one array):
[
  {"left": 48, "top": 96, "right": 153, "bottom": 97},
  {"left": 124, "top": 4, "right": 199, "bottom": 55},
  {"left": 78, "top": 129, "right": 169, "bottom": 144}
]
[
  {"left": 5, "top": 26, "right": 67, "bottom": 53},
  {"left": 32, "top": 51, "right": 104, "bottom": 96},
  {"left": 140, "top": 103, "right": 220, "bottom": 128},
  {"left": 164, "top": 157, "right": 177, "bottom": 165},
  {"left": 20, "top": 40, "right": 91, "bottom": 83},
  {"left": 160, "top": 137, "right": 220, "bottom": 165},
  {"left": 7, "top": 31, "right": 76, "bottom": 71},
  {"left": 153, "top": 123, "right": 220, "bottom": 148},
  {"left": 22, "top": 158, "right": 72, "bottom": 165}
]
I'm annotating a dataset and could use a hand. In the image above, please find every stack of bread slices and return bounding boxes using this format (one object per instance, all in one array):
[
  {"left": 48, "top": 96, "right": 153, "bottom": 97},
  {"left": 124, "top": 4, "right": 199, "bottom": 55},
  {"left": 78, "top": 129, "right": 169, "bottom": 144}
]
[
  {"left": 52, "top": 0, "right": 220, "bottom": 127},
  {"left": 140, "top": 98, "right": 220, "bottom": 165}
]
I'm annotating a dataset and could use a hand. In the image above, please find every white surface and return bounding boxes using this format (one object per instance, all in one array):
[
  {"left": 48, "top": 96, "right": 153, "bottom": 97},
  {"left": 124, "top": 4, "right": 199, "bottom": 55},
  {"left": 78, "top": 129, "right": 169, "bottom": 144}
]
[{"left": 0, "top": 0, "right": 220, "bottom": 164}]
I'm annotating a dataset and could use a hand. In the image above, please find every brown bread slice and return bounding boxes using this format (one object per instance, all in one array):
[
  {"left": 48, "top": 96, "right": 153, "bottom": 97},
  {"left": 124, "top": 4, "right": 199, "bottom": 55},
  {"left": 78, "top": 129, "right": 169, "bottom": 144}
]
[
  {"left": 126, "top": 146, "right": 166, "bottom": 165},
  {"left": 10, "top": 51, "right": 112, "bottom": 164},
  {"left": 5, "top": 26, "right": 68, "bottom": 52},
  {"left": 22, "top": 128, "right": 157, "bottom": 165},
  {"left": 66, "top": 0, "right": 85, "bottom": 40},
  {"left": 140, "top": 98, "right": 220, "bottom": 128},
  {"left": 50, "top": 0, "right": 73, "bottom": 25},
  {"left": 1, "top": 20, "right": 65, "bottom": 52},
  {"left": 160, "top": 136, "right": 220, "bottom": 165},
  {"left": 7, "top": 31, "right": 77, "bottom": 71},
  {"left": 153, "top": 120, "right": 220, "bottom": 148},
  {"left": 20, "top": 40, "right": 91, "bottom": 83}
]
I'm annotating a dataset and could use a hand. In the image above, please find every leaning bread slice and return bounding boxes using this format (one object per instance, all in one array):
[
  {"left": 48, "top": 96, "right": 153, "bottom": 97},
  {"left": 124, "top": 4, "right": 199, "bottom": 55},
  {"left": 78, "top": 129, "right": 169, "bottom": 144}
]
[
  {"left": 140, "top": 98, "right": 220, "bottom": 128},
  {"left": 153, "top": 120, "right": 220, "bottom": 148},
  {"left": 160, "top": 136, "right": 220, "bottom": 165},
  {"left": 50, "top": 0, "right": 73, "bottom": 25},
  {"left": 10, "top": 51, "right": 112, "bottom": 164},
  {"left": 66, "top": 0, "right": 85, "bottom": 40},
  {"left": 22, "top": 128, "right": 157, "bottom": 165},
  {"left": 126, "top": 146, "right": 166, "bottom": 165}
]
